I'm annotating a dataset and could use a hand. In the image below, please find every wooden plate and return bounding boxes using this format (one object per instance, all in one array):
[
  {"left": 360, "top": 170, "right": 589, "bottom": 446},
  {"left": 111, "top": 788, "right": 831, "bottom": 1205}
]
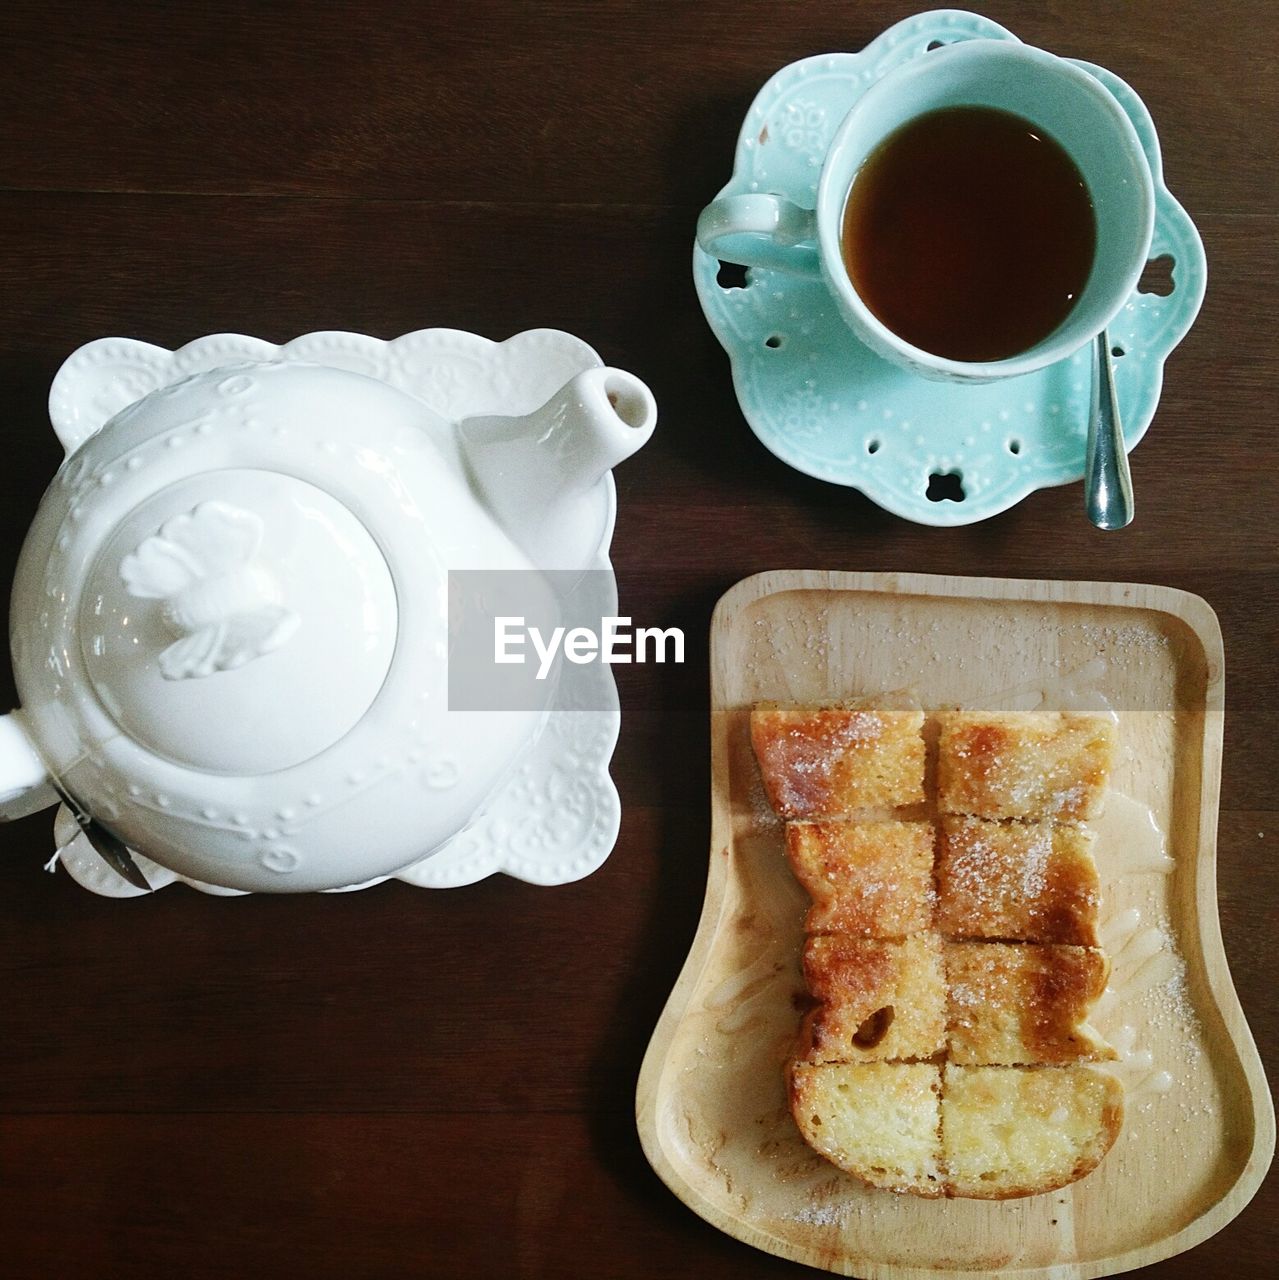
[{"left": 636, "top": 571, "right": 1273, "bottom": 1278}]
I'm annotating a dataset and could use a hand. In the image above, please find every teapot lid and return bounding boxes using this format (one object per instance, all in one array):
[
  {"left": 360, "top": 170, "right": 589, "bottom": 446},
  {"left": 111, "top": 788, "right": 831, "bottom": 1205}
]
[
  {"left": 80, "top": 469, "right": 398, "bottom": 774},
  {"left": 41, "top": 360, "right": 465, "bottom": 778}
]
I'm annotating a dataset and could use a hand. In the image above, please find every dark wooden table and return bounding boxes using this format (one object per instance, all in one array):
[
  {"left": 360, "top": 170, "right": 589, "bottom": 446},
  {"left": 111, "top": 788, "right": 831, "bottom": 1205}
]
[{"left": 0, "top": 3, "right": 1273, "bottom": 1276}]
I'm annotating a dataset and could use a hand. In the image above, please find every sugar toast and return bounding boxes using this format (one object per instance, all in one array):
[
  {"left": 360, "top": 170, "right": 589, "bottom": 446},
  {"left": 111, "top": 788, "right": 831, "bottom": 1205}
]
[
  {"left": 937, "top": 816, "right": 1101, "bottom": 946},
  {"left": 785, "top": 820, "right": 935, "bottom": 937},
  {"left": 797, "top": 932, "right": 947, "bottom": 1064},
  {"left": 937, "top": 710, "right": 1114, "bottom": 822},
  {"left": 751, "top": 703, "right": 926, "bottom": 817},
  {"left": 941, "top": 1064, "right": 1124, "bottom": 1199},
  {"left": 945, "top": 942, "right": 1115, "bottom": 1065},
  {"left": 789, "top": 1061, "right": 945, "bottom": 1197}
]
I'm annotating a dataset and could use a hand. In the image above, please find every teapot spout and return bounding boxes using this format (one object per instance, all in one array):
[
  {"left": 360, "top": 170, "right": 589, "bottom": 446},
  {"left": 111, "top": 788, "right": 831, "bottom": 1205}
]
[{"left": 459, "top": 368, "right": 656, "bottom": 569}]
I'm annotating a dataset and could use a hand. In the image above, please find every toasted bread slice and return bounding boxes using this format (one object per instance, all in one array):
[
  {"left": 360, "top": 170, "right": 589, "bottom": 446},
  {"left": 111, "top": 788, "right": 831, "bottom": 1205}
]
[
  {"left": 937, "top": 710, "right": 1115, "bottom": 822},
  {"left": 945, "top": 943, "right": 1115, "bottom": 1065},
  {"left": 786, "top": 820, "right": 936, "bottom": 937},
  {"left": 751, "top": 703, "right": 926, "bottom": 818},
  {"left": 937, "top": 816, "right": 1100, "bottom": 945},
  {"left": 941, "top": 1064, "right": 1123, "bottom": 1198},
  {"left": 798, "top": 933, "right": 946, "bottom": 1064},
  {"left": 789, "top": 1061, "right": 945, "bottom": 1196}
]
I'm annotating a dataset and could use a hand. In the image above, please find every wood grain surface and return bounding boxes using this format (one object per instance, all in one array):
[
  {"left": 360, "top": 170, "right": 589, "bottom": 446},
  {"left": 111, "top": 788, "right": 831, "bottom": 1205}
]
[{"left": 0, "top": 3, "right": 1273, "bottom": 1277}]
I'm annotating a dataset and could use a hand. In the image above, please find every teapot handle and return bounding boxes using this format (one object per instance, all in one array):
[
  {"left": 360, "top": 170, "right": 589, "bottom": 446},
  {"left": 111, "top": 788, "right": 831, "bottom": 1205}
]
[{"left": 0, "top": 712, "right": 56, "bottom": 821}]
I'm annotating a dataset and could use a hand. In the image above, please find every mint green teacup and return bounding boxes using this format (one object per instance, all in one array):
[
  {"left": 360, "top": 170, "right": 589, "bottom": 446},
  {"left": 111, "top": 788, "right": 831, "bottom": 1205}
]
[{"left": 697, "top": 40, "right": 1155, "bottom": 384}]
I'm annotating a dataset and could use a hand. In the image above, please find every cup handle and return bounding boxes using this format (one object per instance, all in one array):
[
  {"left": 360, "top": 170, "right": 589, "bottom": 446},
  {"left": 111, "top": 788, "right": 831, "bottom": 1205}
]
[{"left": 697, "top": 194, "right": 821, "bottom": 277}]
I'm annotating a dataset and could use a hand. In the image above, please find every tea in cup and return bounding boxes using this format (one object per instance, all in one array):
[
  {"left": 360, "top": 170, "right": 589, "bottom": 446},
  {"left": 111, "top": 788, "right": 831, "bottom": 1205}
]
[{"left": 697, "top": 40, "right": 1155, "bottom": 383}]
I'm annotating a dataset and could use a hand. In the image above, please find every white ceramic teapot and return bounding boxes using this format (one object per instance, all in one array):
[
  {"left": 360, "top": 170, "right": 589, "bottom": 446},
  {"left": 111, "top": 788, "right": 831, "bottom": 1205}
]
[{"left": 0, "top": 329, "right": 655, "bottom": 894}]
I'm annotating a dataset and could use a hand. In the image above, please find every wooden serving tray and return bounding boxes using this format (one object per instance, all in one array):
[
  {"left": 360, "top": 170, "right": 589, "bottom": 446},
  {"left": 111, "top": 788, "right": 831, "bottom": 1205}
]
[{"left": 637, "top": 571, "right": 1273, "bottom": 1278}]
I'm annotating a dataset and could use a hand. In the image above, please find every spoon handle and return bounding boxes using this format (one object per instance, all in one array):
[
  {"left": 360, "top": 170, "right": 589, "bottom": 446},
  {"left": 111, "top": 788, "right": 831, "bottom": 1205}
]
[{"left": 1085, "top": 332, "right": 1135, "bottom": 530}]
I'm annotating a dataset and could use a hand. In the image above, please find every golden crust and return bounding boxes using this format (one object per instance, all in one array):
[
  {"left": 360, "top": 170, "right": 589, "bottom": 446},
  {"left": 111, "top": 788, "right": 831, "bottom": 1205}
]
[
  {"left": 940, "top": 1065, "right": 1124, "bottom": 1199},
  {"left": 785, "top": 820, "right": 936, "bottom": 937},
  {"left": 945, "top": 943, "right": 1115, "bottom": 1065},
  {"left": 778, "top": 704, "right": 1125, "bottom": 1200},
  {"left": 789, "top": 1061, "right": 945, "bottom": 1197},
  {"left": 797, "top": 933, "right": 946, "bottom": 1064},
  {"left": 751, "top": 703, "right": 926, "bottom": 818},
  {"left": 937, "top": 710, "right": 1115, "bottom": 822},
  {"left": 937, "top": 816, "right": 1101, "bottom": 945}
]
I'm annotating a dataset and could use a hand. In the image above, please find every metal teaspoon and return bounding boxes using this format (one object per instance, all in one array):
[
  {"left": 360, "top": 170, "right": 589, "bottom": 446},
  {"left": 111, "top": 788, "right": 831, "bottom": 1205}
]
[
  {"left": 1084, "top": 330, "right": 1135, "bottom": 529},
  {"left": 52, "top": 783, "right": 152, "bottom": 891}
]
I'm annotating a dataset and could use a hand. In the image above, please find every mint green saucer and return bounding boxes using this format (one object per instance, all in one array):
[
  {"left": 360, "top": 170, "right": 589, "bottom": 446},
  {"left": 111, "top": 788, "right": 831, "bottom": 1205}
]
[{"left": 693, "top": 9, "right": 1206, "bottom": 525}]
